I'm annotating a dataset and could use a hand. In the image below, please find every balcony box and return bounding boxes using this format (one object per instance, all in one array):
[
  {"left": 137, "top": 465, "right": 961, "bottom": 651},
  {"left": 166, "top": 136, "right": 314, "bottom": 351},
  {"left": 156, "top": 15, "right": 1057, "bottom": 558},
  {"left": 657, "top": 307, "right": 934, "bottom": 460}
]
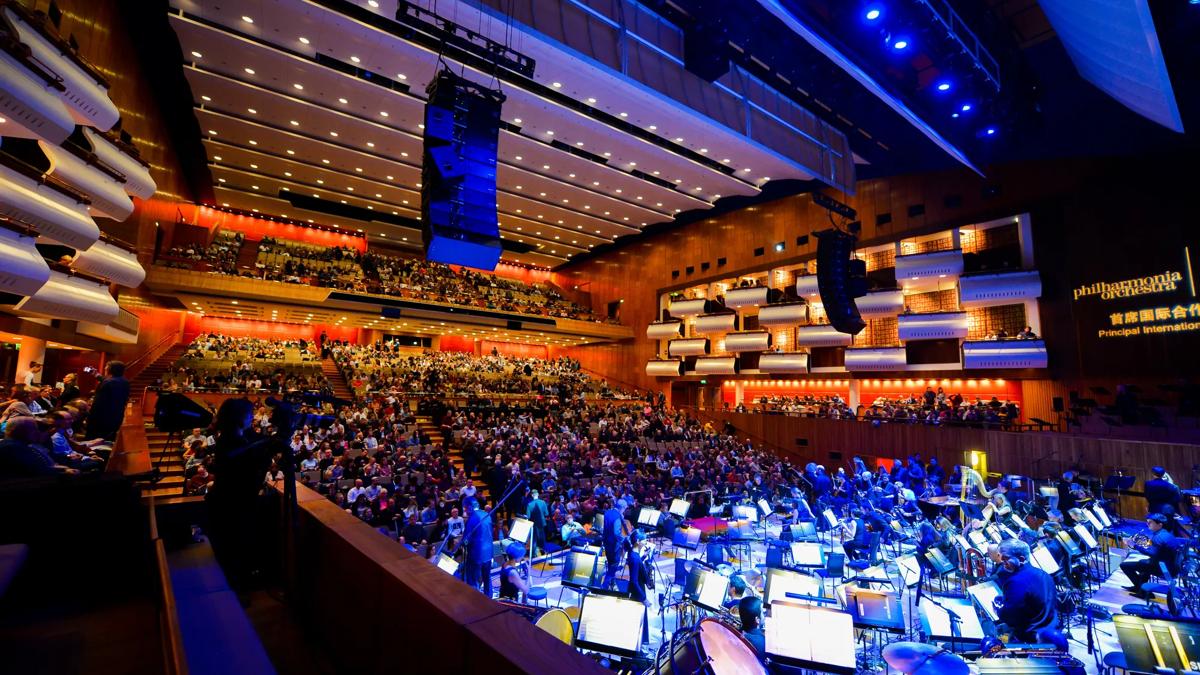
[
  {"left": 758, "top": 352, "right": 809, "bottom": 374},
  {"left": 646, "top": 359, "right": 685, "bottom": 377},
  {"left": 897, "top": 311, "right": 969, "bottom": 342},
  {"left": 695, "top": 356, "right": 739, "bottom": 375},
  {"left": 959, "top": 271, "right": 1042, "bottom": 308},
  {"left": 646, "top": 320, "right": 684, "bottom": 339},
  {"left": 855, "top": 289, "right": 905, "bottom": 319},
  {"left": 758, "top": 301, "right": 806, "bottom": 327},
  {"left": 845, "top": 347, "right": 907, "bottom": 371},
  {"left": 724, "top": 331, "right": 771, "bottom": 353},
  {"left": 962, "top": 340, "right": 1047, "bottom": 369},
  {"left": 667, "top": 337, "right": 710, "bottom": 357},
  {"left": 796, "top": 324, "right": 853, "bottom": 347},
  {"left": 895, "top": 249, "right": 964, "bottom": 285},
  {"left": 693, "top": 312, "right": 738, "bottom": 335}
]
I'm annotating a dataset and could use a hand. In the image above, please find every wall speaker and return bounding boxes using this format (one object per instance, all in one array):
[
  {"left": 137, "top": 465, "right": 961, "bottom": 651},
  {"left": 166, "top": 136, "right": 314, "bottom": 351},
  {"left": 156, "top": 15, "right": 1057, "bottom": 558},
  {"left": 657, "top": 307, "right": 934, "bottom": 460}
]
[
  {"left": 814, "top": 229, "right": 868, "bottom": 335},
  {"left": 422, "top": 70, "right": 504, "bottom": 270}
]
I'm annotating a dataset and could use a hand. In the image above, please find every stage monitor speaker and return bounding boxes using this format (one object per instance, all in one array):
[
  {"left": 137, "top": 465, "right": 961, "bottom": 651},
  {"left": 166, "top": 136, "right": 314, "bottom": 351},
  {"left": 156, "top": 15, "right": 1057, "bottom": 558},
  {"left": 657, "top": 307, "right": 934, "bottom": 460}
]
[
  {"left": 154, "top": 392, "right": 214, "bottom": 434},
  {"left": 814, "top": 229, "right": 868, "bottom": 335},
  {"left": 1053, "top": 396, "right": 1064, "bottom": 413},
  {"left": 422, "top": 69, "right": 505, "bottom": 270}
]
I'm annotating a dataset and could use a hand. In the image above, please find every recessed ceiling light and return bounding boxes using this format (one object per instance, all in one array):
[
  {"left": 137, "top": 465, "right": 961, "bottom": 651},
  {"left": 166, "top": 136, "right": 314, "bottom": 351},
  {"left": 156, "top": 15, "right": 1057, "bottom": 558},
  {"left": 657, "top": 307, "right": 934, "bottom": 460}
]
[
  {"left": 366, "top": 141, "right": 375, "bottom": 147},
  {"left": 380, "top": 111, "right": 389, "bottom": 117},
  {"left": 293, "top": 83, "right": 304, "bottom": 90},
  {"left": 317, "top": 179, "right": 324, "bottom": 184},
  {"left": 329, "top": 131, "right": 338, "bottom": 137},
  {"left": 397, "top": 73, "right": 407, "bottom": 80},
  {"left": 546, "top": 130, "right": 554, "bottom": 136},
  {"left": 284, "top": 171, "right": 292, "bottom": 176},
  {"left": 355, "top": 167, "right": 362, "bottom": 172},
  {"left": 286, "top": 149, "right": 295, "bottom": 155},
  {"left": 218, "top": 178, "right": 226, "bottom": 183},
  {"left": 368, "top": 0, "right": 379, "bottom": 6},
  {"left": 513, "top": 117, "right": 522, "bottom": 124},
  {"left": 552, "top": 81, "right": 562, "bottom": 88},
  {"left": 338, "top": 97, "right": 348, "bottom": 104},
  {"left": 699, "top": 148, "right": 708, "bottom": 153},
  {"left": 586, "top": 97, "right": 596, "bottom": 103},
  {"left": 249, "top": 163, "right": 258, "bottom": 169},
  {"left": 299, "top": 36, "right": 310, "bottom": 44},
  {"left": 213, "top": 155, "right": 222, "bottom": 160},
  {"left": 247, "top": 107, "right": 256, "bottom": 114},
  {"left": 244, "top": 67, "right": 255, "bottom": 75},
  {"left": 649, "top": 125, "right": 657, "bottom": 130},
  {"left": 322, "top": 159, "right": 330, "bottom": 164},
  {"left": 242, "top": 15, "right": 254, "bottom": 24},
  {"left": 350, "top": 56, "right": 361, "bottom": 63},
  {"left": 251, "top": 185, "right": 259, "bottom": 190},
  {"left": 290, "top": 120, "right": 299, "bottom": 126},
  {"left": 201, "top": 95, "right": 211, "bottom": 101},
  {"left": 248, "top": 140, "right": 257, "bottom": 145},
  {"left": 191, "top": 51, "right": 203, "bottom": 58},
  {"left": 603, "top": 152, "right": 611, "bottom": 157}
]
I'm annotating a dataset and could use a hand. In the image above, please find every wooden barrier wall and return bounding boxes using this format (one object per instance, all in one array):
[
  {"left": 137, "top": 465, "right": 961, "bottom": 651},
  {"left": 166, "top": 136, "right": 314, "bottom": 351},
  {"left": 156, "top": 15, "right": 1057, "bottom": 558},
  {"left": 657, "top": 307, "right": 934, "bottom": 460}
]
[
  {"left": 707, "top": 411, "right": 1200, "bottom": 515},
  {"left": 280, "top": 484, "right": 607, "bottom": 675}
]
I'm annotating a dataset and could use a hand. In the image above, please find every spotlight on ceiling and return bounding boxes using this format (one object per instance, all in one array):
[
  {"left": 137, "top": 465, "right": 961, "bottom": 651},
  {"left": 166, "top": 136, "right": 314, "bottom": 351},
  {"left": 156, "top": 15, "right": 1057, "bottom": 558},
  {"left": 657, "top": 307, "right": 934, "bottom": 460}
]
[
  {"left": 936, "top": 81, "right": 952, "bottom": 92},
  {"left": 892, "top": 38, "right": 910, "bottom": 51},
  {"left": 864, "top": 5, "right": 883, "bottom": 21}
]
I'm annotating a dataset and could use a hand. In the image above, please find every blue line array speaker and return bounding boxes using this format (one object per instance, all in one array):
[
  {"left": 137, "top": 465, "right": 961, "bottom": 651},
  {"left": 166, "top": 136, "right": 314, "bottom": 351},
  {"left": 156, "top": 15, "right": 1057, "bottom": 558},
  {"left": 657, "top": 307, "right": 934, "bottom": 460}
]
[
  {"left": 422, "top": 69, "right": 505, "bottom": 270},
  {"left": 815, "top": 229, "right": 868, "bottom": 335}
]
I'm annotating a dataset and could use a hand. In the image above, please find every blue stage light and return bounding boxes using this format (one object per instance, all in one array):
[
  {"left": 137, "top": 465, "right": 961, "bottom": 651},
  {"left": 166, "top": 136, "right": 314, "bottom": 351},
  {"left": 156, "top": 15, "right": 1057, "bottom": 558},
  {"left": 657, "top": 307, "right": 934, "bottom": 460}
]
[
  {"left": 960, "top": 103, "right": 972, "bottom": 112},
  {"left": 936, "top": 81, "right": 951, "bottom": 92},
  {"left": 865, "top": 8, "right": 882, "bottom": 21},
  {"left": 893, "top": 38, "right": 910, "bottom": 50},
  {"left": 985, "top": 127, "right": 996, "bottom": 136},
  {"left": 951, "top": 113, "right": 960, "bottom": 118}
]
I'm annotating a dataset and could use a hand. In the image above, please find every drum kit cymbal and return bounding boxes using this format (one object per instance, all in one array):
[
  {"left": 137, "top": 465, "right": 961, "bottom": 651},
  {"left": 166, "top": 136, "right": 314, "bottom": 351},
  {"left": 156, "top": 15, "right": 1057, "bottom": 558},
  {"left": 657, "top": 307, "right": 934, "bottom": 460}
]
[{"left": 883, "top": 642, "right": 969, "bottom": 675}]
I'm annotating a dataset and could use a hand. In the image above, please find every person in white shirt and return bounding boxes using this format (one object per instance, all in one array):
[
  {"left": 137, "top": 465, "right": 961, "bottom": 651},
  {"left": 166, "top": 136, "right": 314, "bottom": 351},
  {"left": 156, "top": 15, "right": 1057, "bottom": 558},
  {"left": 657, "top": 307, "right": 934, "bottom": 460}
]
[
  {"left": 446, "top": 508, "right": 465, "bottom": 543},
  {"left": 346, "top": 478, "right": 367, "bottom": 504},
  {"left": 20, "top": 361, "right": 42, "bottom": 387}
]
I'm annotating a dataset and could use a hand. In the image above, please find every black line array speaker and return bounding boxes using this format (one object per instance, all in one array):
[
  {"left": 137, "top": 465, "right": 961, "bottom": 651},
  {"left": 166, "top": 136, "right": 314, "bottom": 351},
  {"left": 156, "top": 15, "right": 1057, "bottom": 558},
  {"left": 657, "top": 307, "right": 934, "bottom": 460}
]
[
  {"left": 815, "top": 229, "right": 868, "bottom": 335},
  {"left": 422, "top": 69, "right": 505, "bottom": 270}
]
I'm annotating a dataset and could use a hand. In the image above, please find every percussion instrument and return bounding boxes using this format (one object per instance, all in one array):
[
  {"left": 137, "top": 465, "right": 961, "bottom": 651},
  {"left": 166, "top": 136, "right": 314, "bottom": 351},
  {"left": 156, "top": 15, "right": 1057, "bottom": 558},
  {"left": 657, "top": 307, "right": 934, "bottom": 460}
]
[
  {"left": 717, "top": 563, "right": 735, "bottom": 577},
  {"left": 882, "top": 642, "right": 969, "bottom": 675},
  {"left": 642, "top": 618, "right": 766, "bottom": 675},
  {"left": 534, "top": 608, "right": 575, "bottom": 646}
]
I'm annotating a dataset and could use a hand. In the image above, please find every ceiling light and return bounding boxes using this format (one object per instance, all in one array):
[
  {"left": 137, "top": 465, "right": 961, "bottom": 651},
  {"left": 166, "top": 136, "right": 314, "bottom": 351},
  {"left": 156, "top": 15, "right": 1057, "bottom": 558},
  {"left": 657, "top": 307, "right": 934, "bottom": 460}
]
[
  {"left": 244, "top": 68, "right": 255, "bottom": 75},
  {"left": 961, "top": 103, "right": 973, "bottom": 112},
  {"left": 208, "top": 130, "right": 217, "bottom": 135},
  {"left": 552, "top": 81, "right": 562, "bottom": 88},
  {"left": 892, "top": 38, "right": 910, "bottom": 51},
  {"left": 380, "top": 111, "right": 389, "bottom": 117},
  {"left": 241, "top": 15, "right": 254, "bottom": 24},
  {"left": 338, "top": 97, "right": 348, "bottom": 104},
  {"left": 586, "top": 97, "right": 596, "bottom": 103},
  {"left": 218, "top": 178, "right": 226, "bottom": 183},
  {"left": 350, "top": 56, "right": 361, "bottom": 63},
  {"left": 329, "top": 131, "right": 338, "bottom": 137},
  {"left": 213, "top": 155, "right": 221, "bottom": 160},
  {"left": 546, "top": 130, "right": 554, "bottom": 136},
  {"left": 191, "top": 51, "right": 203, "bottom": 58},
  {"left": 251, "top": 185, "right": 259, "bottom": 190},
  {"left": 367, "top": 141, "right": 375, "bottom": 147},
  {"left": 513, "top": 117, "right": 522, "bottom": 124},
  {"left": 289, "top": 120, "right": 299, "bottom": 126},
  {"left": 248, "top": 140, "right": 257, "bottom": 145},
  {"left": 284, "top": 171, "right": 292, "bottom": 176},
  {"left": 293, "top": 83, "right": 304, "bottom": 90},
  {"left": 936, "top": 81, "right": 952, "bottom": 92},
  {"left": 322, "top": 158, "right": 330, "bottom": 164},
  {"left": 201, "top": 95, "right": 211, "bottom": 101},
  {"left": 397, "top": 73, "right": 407, "bottom": 80},
  {"left": 299, "top": 36, "right": 310, "bottom": 44}
]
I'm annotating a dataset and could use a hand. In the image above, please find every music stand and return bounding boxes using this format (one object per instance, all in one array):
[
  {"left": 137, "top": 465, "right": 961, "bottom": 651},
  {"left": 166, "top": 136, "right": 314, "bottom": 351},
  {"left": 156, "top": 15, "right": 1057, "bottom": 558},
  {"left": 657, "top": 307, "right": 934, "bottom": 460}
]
[
  {"left": 672, "top": 526, "right": 701, "bottom": 553},
  {"left": 669, "top": 498, "right": 691, "bottom": 519},
  {"left": 966, "top": 580, "right": 1002, "bottom": 622},
  {"left": 576, "top": 589, "right": 647, "bottom": 659},
  {"left": 1104, "top": 474, "right": 1136, "bottom": 519},
  {"left": 790, "top": 542, "right": 826, "bottom": 568},
  {"left": 896, "top": 555, "right": 922, "bottom": 588},
  {"left": 733, "top": 504, "right": 759, "bottom": 523},
  {"left": 562, "top": 547, "right": 602, "bottom": 590},
  {"left": 791, "top": 521, "right": 818, "bottom": 541},
  {"left": 765, "top": 602, "right": 857, "bottom": 675},
  {"left": 918, "top": 596, "right": 984, "bottom": 650},
  {"left": 1030, "top": 544, "right": 1061, "bottom": 575},
  {"left": 1114, "top": 613, "right": 1200, "bottom": 673},
  {"left": 683, "top": 564, "right": 731, "bottom": 612},
  {"left": 435, "top": 553, "right": 460, "bottom": 576},
  {"left": 636, "top": 507, "right": 661, "bottom": 530},
  {"left": 847, "top": 586, "right": 905, "bottom": 633},
  {"left": 764, "top": 567, "right": 823, "bottom": 606}
]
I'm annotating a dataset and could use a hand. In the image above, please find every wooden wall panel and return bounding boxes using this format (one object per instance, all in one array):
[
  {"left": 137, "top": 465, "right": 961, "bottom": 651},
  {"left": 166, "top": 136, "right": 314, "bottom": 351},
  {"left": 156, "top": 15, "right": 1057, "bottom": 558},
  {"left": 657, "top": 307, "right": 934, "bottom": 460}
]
[{"left": 706, "top": 411, "right": 1198, "bottom": 516}]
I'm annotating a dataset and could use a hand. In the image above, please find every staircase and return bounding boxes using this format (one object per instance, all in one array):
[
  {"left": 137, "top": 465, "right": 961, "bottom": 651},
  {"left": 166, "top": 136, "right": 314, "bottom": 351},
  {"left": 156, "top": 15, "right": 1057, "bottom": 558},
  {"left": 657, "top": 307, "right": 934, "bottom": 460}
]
[
  {"left": 142, "top": 420, "right": 188, "bottom": 498},
  {"left": 129, "top": 343, "right": 190, "bottom": 405},
  {"left": 321, "top": 358, "right": 354, "bottom": 401},
  {"left": 415, "top": 415, "right": 489, "bottom": 500}
]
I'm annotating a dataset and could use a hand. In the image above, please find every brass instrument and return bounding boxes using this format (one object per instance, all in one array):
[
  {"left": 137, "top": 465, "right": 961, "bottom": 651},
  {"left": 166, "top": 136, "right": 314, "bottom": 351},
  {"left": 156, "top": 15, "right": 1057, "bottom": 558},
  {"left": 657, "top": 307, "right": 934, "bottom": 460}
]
[{"left": 1129, "top": 531, "right": 1152, "bottom": 549}]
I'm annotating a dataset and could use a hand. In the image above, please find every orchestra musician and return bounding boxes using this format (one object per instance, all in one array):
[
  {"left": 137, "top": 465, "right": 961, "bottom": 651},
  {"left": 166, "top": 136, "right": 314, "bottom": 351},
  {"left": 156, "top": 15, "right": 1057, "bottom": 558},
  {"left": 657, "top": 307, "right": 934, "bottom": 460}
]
[
  {"left": 498, "top": 542, "right": 531, "bottom": 602},
  {"left": 560, "top": 513, "right": 586, "bottom": 547},
  {"left": 842, "top": 505, "right": 870, "bottom": 560},
  {"left": 1145, "top": 466, "right": 1182, "bottom": 516},
  {"left": 738, "top": 596, "right": 767, "bottom": 660},
  {"left": 601, "top": 498, "right": 632, "bottom": 589},
  {"left": 625, "top": 529, "right": 654, "bottom": 644},
  {"left": 1121, "top": 513, "right": 1176, "bottom": 596},
  {"left": 990, "top": 481, "right": 1013, "bottom": 518},
  {"left": 993, "top": 539, "right": 1059, "bottom": 645}
]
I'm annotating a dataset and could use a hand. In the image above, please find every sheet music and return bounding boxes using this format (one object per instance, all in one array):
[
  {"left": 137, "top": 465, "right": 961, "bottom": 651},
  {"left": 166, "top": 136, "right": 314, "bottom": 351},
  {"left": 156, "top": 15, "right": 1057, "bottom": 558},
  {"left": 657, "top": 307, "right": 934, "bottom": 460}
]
[
  {"left": 968, "top": 530, "right": 989, "bottom": 549},
  {"left": 1031, "top": 545, "right": 1061, "bottom": 575},
  {"left": 921, "top": 597, "right": 985, "bottom": 639},
  {"left": 1093, "top": 505, "right": 1112, "bottom": 528},
  {"left": 766, "top": 603, "right": 855, "bottom": 670},
  {"left": 791, "top": 542, "right": 825, "bottom": 567},
  {"left": 637, "top": 507, "right": 660, "bottom": 526},
  {"left": 823, "top": 508, "right": 838, "bottom": 529},
  {"left": 436, "top": 554, "right": 459, "bottom": 575},
  {"left": 967, "top": 581, "right": 1002, "bottom": 621},
  {"left": 758, "top": 498, "right": 772, "bottom": 516},
  {"left": 697, "top": 572, "right": 730, "bottom": 610},
  {"left": 765, "top": 568, "right": 821, "bottom": 605},
  {"left": 509, "top": 518, "right": 532, "bottom": 543},
  {"left": 1081, "top": 508, "right": 1104, "bottom": 530},
  {"left": 577, "top": 593, "right": 645, "bottom": 654},
  {"left": 733, "top": 505, "right": 759, "bottom": 523},
  {"left": 955, "top": 534, "right": 974, "bottom": 551},
  {"left": 1074, "top": 524, "right": 1098, "bottom": 549},
  {"left": 669, "top": 498, "right": 690, "bottom": 518}
]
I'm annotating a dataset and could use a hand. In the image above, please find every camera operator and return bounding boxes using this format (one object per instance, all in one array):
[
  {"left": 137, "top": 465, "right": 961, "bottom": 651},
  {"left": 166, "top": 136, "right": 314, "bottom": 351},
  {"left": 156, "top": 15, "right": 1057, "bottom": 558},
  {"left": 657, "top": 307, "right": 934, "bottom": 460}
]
[{"left": 205, "top": 397, "right": 288, "bottom": 594}]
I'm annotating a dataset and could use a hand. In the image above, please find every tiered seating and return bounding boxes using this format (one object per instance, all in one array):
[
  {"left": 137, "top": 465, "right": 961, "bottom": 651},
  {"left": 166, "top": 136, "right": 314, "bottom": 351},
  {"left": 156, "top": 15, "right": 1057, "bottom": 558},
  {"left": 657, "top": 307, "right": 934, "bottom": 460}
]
[{"left": 157, "top": 333, "right": 327, "bottom": 394}]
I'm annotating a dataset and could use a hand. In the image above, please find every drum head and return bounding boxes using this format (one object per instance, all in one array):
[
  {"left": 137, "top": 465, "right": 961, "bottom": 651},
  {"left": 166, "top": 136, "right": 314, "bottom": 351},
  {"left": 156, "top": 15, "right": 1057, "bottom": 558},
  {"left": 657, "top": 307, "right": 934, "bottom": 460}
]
[
  {"left": 534, "top": 608, "right": 575, "bottom": 646},
  {"left": 697, "top": 618, "right": 767, "bottom": 675}
]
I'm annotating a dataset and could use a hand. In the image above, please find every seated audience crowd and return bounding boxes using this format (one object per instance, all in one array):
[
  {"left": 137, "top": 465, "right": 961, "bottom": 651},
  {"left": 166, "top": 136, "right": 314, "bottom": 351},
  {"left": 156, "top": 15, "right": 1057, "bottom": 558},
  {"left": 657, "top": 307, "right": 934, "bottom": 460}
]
[
  {"left": 157, "top": 333, "right": 329, "bottom": 395},
  {"left": 736, "top": 386, "right": 1021, "bottom": 427},
  {"left": 0, "top": 376, "right": 121, "bottom": 478},
  {"left": 157, "top": 230, "right": 605, "bottom": 321}
]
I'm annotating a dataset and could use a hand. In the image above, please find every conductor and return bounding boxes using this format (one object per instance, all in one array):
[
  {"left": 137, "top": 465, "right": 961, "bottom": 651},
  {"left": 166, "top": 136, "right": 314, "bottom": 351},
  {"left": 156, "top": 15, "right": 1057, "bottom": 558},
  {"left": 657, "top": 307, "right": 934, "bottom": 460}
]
[{"left": 463, "top": 496, "right": 495, "bottom": 597}]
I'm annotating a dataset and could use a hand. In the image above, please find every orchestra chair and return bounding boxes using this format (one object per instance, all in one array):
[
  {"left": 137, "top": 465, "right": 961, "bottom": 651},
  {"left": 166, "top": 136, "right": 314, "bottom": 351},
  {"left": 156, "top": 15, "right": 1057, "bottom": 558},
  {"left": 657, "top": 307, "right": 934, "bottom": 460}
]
[
  {"left": 527, "top": 586, "right": 548, "bottom": 607},
  {"left": 847, "top": 532, "right": 882, "bottom": 572},
  {"left": 814, "top": 552, "right": 846, "bottom": 596},
  {"left": 1102, "top": 650, "right": 1128, "bottom": 675}
]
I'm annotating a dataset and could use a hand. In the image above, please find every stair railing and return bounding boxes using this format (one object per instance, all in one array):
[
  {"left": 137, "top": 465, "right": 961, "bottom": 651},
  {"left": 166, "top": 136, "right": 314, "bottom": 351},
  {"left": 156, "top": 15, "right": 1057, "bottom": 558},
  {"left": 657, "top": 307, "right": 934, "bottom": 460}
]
[{"left": 125, "top": 331, "right": 183, "bottom": 382}]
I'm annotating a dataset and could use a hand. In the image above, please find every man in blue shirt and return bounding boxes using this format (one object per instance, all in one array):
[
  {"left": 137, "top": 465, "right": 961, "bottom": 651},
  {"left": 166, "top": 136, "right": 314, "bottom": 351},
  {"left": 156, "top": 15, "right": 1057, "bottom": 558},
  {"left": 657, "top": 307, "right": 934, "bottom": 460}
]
[
  {"left": 601, "top": 498, "right": 627, "bottom": 589},
  {"left": 525, "top": 490, "right": 549, "bottom": 558},
  {"left": 463, "top": 497, "right": 495, "bottom": 597}
]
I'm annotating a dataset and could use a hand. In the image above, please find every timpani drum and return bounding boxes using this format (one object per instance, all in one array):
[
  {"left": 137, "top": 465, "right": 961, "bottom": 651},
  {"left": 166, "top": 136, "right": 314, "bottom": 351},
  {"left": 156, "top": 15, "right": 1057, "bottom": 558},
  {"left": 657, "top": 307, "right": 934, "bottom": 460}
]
[
  {"left": 643, "top": 618, "right": 766, "bottom": 675},
  {"left": 534, "top": 607, "right": 575, "bottom": 646}
]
